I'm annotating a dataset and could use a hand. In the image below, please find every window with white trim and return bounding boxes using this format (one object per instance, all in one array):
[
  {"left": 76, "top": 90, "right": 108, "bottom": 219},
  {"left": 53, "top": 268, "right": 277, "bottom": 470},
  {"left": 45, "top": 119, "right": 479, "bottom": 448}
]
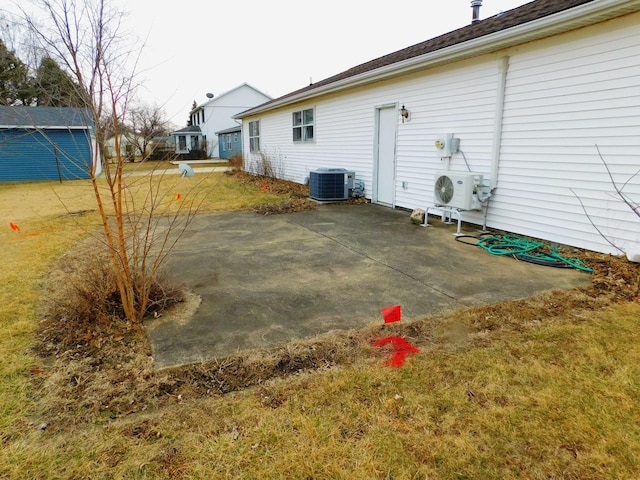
[
  {"left": 292, "top": 108, "right": 314, "bottom": 142},
  {"left": 249, "top": 120, "right": 260, "bottom": 152}
]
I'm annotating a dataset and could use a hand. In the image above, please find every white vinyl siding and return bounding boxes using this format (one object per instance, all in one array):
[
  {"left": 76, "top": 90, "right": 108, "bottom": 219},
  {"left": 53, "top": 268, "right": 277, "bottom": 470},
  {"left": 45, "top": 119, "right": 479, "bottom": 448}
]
[
  {"left": 496, "top": 14, "right": 640, "bottom": 254},
  {"left": 392, "top": 61, "right": 499, "bottom": 216},
  {"left": 244, "top": 58, "right": 499, "bottom": 205},
  {"left": 241, "top": 11, "right": 640, "bottom": 255}
]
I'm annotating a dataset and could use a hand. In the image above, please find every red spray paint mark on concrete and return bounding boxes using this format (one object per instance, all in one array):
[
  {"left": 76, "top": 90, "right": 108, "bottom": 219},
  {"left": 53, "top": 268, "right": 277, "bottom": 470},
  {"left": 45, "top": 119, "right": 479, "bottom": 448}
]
[
  {"left": 382, "top": 305, "right": 401, "bottom": 323},
  {"left": 373, "top": 336, "right": 420, "bottom": 368}
]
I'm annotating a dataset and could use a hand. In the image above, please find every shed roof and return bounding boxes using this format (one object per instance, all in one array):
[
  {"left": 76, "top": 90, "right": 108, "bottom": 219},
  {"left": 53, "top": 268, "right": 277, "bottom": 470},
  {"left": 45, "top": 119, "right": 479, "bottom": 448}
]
[
  {"left": 0, "top": 106, "right": 93, "bottom": 129},
  {"left": 238, "top": 0, "right": 640, "bottom": 117},
  {"left": 171, "top": 125, "right": 202, "bottom": 135},
  {"left": 215, "top": 125, "right": 241, "bottom": 135}
]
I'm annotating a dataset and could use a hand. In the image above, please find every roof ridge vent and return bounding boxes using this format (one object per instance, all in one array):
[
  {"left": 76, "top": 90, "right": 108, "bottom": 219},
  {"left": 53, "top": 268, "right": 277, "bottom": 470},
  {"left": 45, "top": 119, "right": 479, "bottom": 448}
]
[{"left": 471, "top": 0, "right": 483, "bottom": 24}]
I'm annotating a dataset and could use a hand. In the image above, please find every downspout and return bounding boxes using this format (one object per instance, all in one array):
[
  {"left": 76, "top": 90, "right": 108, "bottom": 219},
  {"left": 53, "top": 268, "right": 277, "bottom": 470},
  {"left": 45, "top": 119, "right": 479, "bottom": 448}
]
[
  {"left": 483, "top": 55, "right": 509, "bottom": 231},
  {"left": 490, "top": 55, "right": 509, "bottom": 191}
]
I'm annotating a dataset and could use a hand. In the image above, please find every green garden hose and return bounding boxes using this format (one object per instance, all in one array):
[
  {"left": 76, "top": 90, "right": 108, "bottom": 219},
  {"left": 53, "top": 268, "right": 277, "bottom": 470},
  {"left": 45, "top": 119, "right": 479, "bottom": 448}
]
[{"left": 456, "top": 234, "right": 593, "bottom": 272}]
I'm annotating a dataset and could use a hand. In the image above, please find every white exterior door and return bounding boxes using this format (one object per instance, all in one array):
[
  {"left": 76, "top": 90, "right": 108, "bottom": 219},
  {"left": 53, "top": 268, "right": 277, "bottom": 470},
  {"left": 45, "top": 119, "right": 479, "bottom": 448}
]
[{"left": 375, "top": 106, "right": 397, "bottom": 205}]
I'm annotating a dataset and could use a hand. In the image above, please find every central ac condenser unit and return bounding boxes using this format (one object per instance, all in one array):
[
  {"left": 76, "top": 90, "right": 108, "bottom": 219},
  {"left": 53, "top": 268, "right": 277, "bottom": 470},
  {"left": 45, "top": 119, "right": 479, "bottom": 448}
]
[
  {"left": 433, "top": 171, "right": 483, "bottom": 210},
  {"left": 309, "top": 168, "right": 355, "bottom": 201}
]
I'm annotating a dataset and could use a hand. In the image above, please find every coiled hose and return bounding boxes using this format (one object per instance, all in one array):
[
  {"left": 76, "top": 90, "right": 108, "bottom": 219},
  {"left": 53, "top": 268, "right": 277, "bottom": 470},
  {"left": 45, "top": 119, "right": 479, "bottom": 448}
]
[{"left": 455, "top": 233, "right": 593, "bottom": 272}]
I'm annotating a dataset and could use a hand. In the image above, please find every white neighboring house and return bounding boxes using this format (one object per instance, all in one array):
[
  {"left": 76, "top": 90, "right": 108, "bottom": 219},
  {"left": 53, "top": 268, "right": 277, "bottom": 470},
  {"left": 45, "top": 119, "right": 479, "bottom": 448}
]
[
  {"left": 104, "top": 133, "right": 146, "bottom": 161},
  {"left": 236, "top": 0, "right": 640, "bottom": 258},
  {"left": 172, "top": 83, "right": 271, "bottom": 158}
]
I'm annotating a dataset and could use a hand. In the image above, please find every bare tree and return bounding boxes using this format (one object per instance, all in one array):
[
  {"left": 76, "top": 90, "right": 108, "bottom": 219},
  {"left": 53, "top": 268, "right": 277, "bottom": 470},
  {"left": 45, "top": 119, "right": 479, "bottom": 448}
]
[
  {"left": 21, "top": 0, "right": 200, "bottom": 323},
  {"left": 126, "top": 103, "right": 170, "bottom": 160}
]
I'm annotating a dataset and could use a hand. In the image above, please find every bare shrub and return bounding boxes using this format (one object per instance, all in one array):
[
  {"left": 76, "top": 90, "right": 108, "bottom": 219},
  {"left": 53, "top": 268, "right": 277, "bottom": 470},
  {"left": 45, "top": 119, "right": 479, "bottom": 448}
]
[
  {"left": 228, "top": 153, "right": 244, "bottom": 171},
  {"left": 247, "top": 150, "right": 284, "bottom": 178},
  {"left": 38, "top": 249, "right": 184, "bottom": 357}
]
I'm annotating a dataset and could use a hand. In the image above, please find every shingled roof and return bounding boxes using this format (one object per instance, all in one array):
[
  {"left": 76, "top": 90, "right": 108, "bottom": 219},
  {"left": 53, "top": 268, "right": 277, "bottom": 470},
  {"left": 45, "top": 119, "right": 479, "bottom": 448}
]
[
  {"left": 240, "top": 0, "right": 599, "bottom": 115},
  {"left": 171, "top": 125, "right": 202, "bottom": 135},
  {"left": 0, "top": 106, "right": 93, "bottom": 128}
]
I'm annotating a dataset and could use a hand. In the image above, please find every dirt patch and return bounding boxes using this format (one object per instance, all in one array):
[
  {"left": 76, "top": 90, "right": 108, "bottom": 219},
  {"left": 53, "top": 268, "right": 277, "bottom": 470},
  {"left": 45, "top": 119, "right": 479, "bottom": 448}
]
[
  {"left": 148, "top": 290, "right": 201, "bottom": 327},
  {"left": 228, "top": 170, "right": 310, "bottom": 196}
]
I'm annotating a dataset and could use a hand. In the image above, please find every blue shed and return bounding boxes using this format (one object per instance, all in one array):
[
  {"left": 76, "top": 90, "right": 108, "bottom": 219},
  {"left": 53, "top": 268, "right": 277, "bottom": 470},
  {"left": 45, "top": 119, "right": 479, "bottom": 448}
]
[
  {"left": 215, "top": 125, "right": 242, "bottom": 160},
  {"left": 0, "top": 106, "right": 101, "bottom": 182}
]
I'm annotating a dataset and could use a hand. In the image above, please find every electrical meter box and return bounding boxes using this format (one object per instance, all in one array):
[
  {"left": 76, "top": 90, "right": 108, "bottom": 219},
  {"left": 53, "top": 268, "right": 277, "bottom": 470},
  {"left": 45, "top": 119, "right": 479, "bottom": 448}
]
[{"left": 435, "top": 133, "right": 460, "bottom": 157}]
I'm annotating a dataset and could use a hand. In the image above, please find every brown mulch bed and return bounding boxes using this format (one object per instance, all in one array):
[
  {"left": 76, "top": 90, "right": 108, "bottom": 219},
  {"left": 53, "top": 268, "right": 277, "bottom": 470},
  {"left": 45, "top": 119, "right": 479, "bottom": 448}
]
[{"left": 228, "top": 170, "right": 368, "bottom": 215}]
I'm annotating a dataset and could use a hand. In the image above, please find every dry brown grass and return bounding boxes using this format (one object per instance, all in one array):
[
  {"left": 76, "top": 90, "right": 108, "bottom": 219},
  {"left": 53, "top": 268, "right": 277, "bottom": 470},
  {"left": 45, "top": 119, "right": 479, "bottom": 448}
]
[
  {"left": 0, "top": 171, "right": 293, "bottom": 434},
  {"left": 2, "top": 171, "right": 640, "bottom": 478}
]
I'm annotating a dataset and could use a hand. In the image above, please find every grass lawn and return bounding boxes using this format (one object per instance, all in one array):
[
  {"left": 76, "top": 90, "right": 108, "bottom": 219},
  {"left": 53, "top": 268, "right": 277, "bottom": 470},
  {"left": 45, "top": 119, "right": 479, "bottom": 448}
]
[{"left": 1, "top": 170, "right": 639, "bottom": 479}]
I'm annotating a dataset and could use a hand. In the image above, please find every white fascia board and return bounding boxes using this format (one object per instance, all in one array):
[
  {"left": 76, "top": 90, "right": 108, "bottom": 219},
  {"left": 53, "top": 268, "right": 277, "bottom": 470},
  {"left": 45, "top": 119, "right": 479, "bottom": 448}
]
[{"left": 237, "top": 0, "right": 640, "bottom": 118}]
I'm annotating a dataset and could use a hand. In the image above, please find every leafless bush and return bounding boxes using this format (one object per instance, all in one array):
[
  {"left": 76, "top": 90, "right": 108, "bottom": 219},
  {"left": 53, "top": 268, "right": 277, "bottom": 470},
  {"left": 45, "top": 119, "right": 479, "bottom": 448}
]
[
  {"left": 228, "top": 153, "right": 243, "bottom": 171},
  {"left": 247, "top": 150, "right": 285, "bottom": 178},
  {"left": 39, "top": 251, "right": 184, "bottom": 356}
]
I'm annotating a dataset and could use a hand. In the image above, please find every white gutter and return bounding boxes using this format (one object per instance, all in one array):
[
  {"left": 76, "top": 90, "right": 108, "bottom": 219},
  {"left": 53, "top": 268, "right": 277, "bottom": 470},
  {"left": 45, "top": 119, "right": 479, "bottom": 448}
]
[{"left": 238, "top": 0, "right": 640, "bottom": 118}]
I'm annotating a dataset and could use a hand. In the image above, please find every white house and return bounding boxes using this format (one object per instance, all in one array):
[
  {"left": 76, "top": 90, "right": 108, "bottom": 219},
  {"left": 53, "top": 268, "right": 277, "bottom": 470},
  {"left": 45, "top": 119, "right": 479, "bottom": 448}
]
[
  {"left": 104, "top": 133, "right": 147, "bottom": 161},
  {"left": 237, "top": 0, "right": 640, "bottom": 258},
  {"left": 174, "top": 83, "right": 271, "bottom": 158}
]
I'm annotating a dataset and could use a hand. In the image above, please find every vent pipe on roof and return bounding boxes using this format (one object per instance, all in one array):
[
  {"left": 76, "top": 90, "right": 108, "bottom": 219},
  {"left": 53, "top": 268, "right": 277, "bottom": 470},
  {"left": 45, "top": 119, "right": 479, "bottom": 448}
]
[{"left": 471, "top": 0, "right": 482, "bottom": 24}]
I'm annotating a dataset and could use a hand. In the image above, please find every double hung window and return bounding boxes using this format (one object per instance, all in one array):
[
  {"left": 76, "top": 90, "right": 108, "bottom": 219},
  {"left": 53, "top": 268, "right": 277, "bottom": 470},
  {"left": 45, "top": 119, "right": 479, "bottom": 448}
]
[
  {"left": 292, "top": 108, "right": 314, "bottom": 142},
  {"left": 249, "top": 120, "right": 260, "bottom": 152}
]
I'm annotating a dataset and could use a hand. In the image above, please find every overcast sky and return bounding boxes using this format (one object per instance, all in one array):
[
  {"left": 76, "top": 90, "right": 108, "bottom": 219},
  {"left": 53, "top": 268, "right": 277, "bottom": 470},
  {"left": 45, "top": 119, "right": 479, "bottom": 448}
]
[
  {"left": 6, "top": 0, "right": 531, "bottom": 125},
  {"left": 119, "top": 0, "right": 531, "bottom": 124}
]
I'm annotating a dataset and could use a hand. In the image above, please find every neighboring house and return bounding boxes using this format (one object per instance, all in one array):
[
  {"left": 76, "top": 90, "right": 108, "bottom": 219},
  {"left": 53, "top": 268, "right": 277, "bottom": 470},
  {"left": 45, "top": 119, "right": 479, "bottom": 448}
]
[
  {"left": 104, "top": 133, "right": 146, "bottom": 161},
  {"left": 170, "top": 125, "right": 205, "bottom": 159},
  {"left": 148, "top": 136, "right": 175, "bottom": 160},
  {"left": 215, "top": 125, "right": 242, "bottom": 159},
  {"left": 0, "top": 106, "right": 101, "bottom": 181},
  {"left": 173, "top": 83, "right": 271, "bottom": 158},
  {"left": 236, "top": 0, "right": 640, "bottom": 257}
]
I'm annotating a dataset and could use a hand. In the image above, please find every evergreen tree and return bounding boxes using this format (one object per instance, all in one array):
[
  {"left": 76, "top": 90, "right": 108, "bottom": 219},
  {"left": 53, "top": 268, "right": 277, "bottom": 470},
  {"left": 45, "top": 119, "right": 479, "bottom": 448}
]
[
  {"left": 0, "top": 38, "right": 32, "bottom": 105},
  {"left": 34, "top": 56, "right": 85, "bottom": 107}
]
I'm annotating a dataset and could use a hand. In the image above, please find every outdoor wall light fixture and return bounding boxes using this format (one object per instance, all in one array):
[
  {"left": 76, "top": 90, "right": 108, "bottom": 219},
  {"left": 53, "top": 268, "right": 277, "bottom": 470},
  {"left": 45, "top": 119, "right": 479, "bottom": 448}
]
[{"left": 400, "top": 104, "right": 410, "bottom": 123}]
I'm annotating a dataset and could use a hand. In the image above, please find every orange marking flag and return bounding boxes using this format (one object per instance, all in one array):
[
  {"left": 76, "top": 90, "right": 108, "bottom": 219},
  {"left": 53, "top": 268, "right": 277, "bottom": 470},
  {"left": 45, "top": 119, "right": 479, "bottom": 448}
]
[
  {"left": 175, "top": 193, "right": 182, "bottom": 201},
  {"left": 9, "top": 222, "right": 20, "bottom": 231}
]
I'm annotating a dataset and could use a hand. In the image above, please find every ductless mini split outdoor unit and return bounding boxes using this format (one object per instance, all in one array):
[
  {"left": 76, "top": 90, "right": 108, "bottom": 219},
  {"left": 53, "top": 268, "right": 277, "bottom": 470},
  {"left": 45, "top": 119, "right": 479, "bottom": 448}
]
[
  {"left": 433, "top": 171, "right": 483, "bottom": 210},
  {"left": 309, "top": 168, "right": 355, "bottom": 201}
]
